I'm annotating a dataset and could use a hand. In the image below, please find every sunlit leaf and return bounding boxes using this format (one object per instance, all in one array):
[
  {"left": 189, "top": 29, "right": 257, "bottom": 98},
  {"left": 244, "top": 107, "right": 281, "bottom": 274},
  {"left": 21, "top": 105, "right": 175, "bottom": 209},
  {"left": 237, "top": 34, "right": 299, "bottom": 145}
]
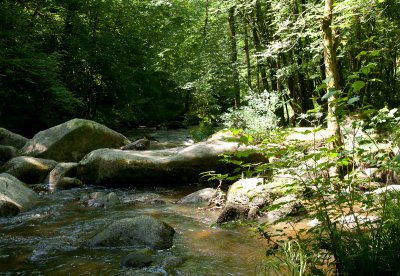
[{"left": 352, "top": 81, "right": 365, "bottom": 92}]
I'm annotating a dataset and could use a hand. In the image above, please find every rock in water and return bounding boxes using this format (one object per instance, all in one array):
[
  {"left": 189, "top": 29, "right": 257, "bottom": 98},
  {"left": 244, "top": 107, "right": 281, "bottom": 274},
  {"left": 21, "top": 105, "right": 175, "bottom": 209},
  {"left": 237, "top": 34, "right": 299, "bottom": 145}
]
[
  {"left": 0, "top": 173, "right": 38, "bottom": 212},
  {"left": 1, "top": 156, "right": 58, "bottom": 184},
  {"left": 121, "top": 138, "right": 150, "bottom": 151},
  {"left": 86, "top": 215, "right": 175, "bottom": 249},
  {"left": 0, "top": 200, "right": 20, "bottom": 217},
  {"left": 19, "top": 119, "right": 130, "bottom": 162},
  {"left": 216, "top": 178, "right": 271, "bottom": 223},
  {"left": 120, "top": 249, "right": 156, "bottom": 268},
  {"left": 176, "top": 188, "right": 221, "bottom": 204},
  {"left": 78, "top": 140, "right": 266, "bottom": 187},
  {"left": 48, "top": 162, "right": 78, "bottom": 189}
]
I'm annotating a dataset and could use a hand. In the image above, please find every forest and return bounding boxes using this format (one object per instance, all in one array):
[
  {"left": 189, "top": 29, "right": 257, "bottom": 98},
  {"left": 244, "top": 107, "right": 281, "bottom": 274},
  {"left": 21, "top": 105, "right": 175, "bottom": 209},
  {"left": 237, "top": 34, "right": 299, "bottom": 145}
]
[
  {"left": 2, "top": 0, "right": 400, "bottom": 275},
  {"left": 1, "top": 0, "right": 399, "bottom": 137}
]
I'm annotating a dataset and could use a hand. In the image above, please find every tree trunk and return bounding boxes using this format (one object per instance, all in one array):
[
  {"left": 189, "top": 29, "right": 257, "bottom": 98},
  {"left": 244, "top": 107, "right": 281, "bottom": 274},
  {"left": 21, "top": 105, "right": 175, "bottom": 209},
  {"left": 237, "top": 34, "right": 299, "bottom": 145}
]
[
  {"left": 322, "top": 0, "right": 343, "bottom": 147},
  {"left": 251, "top": 2, "right": 269, "bottom": 92},
  {"left": 243, "top": 19, "right": 252, "bottom": 90},
  {"left": 228, "top": 6, "right": 240, "bottom": 108}
]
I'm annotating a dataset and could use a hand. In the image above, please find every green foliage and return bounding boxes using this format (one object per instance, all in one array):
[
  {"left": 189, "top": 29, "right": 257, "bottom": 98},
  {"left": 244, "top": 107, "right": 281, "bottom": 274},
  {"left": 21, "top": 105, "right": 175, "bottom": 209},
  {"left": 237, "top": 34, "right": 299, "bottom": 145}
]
[
  {"left": 220, "top": 90, "right": 280, "bottom": 138},
  {"left": 264, "top": 239, "right": 315, "bottom": 276},
  {"left": 214, "top": 82, "right": 400, "bottom": 274},
  {"left": 190, "top": 117, "right": 216, "bottom": 142},
  {"left": 263, "top": 104, "right": 400, "bottom": 274}
]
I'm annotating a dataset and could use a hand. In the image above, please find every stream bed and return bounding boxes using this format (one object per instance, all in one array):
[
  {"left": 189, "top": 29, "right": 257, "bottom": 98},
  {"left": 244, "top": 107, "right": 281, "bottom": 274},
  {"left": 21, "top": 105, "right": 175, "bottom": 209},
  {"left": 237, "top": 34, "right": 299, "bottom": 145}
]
[
  {"left": 0, "top": 128, "right": 270, "bottom": 275},
  {"left": 0, "top": 186, "right": 269, "bottom": 275}
]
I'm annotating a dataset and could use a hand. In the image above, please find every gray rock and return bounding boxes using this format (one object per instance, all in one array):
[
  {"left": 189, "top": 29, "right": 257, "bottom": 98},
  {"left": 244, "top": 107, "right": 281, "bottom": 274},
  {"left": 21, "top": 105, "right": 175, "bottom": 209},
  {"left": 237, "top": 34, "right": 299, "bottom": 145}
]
[
  {"left": 90, "top": 191, "right": 106, "bottom": 199},
  {"left": 0, "top": 173, "right": 38, "bottom": 211},
  {"left": 0, "top": 145, "right": 17, "bottom": 165},
  {"left": 120, "top": 249, "right": 156, "bottom": 268},
  {"left": 85, "top": 192, "right": 107, "bottom": 207},
  {"left": 0, "top": 128, "right": 28, "bottom": 149},
  {"left": 267, "top": 194, "right": 305, "bottom": 221},
  {"left": 78, "top": 141, "right": 266, "bottom": 187},
  {"left": 248, "top": 206, "right": 259, "bottom": 219},
  {"left": 56, "top": 177, "right": 83, "bottom": 189},
  {"left": 335, "top": 213, "right": 379, "bottom": 230},
  {"left": 226, "top": 178, "right": 272, "bottom": 207},
  {"left": 1, "top": 156, "right": 57, "bottom": 184},
  {"left": 368, "top": 185, "right": 400, "bottom": 195},
  {"left": 105, "top": 192, "right": 120, "bottom": 208},
  {"left": 86, "top": 216, "right": 175, "bottom": 249},
  {"left": 121, "top": 138, "right": 150, "bottom": 151},
  {"left": 216, "top": 177, "right": 304, "bottom": 223},
  {"left": 31, "top": 238, "right": 76, "bottom": 261},
  {"left": 48, "top": 162, "right": 78, "bottom": 187},
  {"left": 0, "top": 200, "right": 20, "bottom": 217},
  {"left": 87, "top": 198, "right": 106, "bottom": 208},
  {"left": 19, "top": 119, "right": 130, "bottom": 162},
  {"left": 216, "top": 178, "right": 270, "bottom": 223},
  {"left": 162, "top": 256, "right": 185, "bottom": 268},
  {"left": 176, "top": 188, "right": 219, "bottom": 204},
  {"left": 216, "top": 203, "right": 250, "bottom": 223}
]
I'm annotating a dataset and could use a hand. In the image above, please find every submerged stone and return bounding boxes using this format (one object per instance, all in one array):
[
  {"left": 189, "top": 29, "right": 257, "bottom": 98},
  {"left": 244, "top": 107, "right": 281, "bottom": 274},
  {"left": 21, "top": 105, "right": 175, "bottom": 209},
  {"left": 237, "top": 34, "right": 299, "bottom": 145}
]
[{"left": 86, "top": 215, "right": 175, "bottom": 249}]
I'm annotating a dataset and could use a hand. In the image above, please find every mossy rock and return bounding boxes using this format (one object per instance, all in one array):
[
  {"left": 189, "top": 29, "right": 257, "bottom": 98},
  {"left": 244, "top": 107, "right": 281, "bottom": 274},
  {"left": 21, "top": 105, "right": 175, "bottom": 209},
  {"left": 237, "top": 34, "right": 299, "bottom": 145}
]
[
  {"left": 78, "top": 141, "right": 267, "bottom": 187},
  {"left": 0, "top": 173, "right": 38, "bottom": 211},
  {"left": 19, "top": 119, "right": 130, "bottom": 162},
  {"left": 0, "top": 128, "right": 28, "bottom": 149},
  {"left": 86, "top": 215, "right": 175, "bottom": 249},
  {"left": 1, "top": 156, "right": 58, "bottom": 184}
]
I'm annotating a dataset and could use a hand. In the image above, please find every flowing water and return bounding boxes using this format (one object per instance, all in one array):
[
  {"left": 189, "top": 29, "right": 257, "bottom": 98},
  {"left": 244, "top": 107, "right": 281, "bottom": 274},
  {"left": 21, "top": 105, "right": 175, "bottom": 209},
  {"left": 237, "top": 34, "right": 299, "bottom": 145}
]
[{"left": 0, "top": 129, "right": 270, "bottom": 275}]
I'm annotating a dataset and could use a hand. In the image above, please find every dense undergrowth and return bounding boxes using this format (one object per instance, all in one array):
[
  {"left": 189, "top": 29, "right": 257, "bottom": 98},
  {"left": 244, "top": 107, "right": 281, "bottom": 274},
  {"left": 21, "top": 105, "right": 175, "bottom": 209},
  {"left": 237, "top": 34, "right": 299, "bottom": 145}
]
[{"left": 216, "top": 103, "right": 400, "bottom": 275}]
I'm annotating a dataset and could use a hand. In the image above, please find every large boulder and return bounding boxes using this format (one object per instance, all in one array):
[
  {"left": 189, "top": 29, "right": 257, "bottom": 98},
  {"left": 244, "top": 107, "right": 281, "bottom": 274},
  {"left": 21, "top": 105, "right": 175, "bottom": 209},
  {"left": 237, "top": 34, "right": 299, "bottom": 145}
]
[
  {"left": 216, "top": 178, "right": 272, "bottom": 223},
  {"left": 1, "top": 156, "right": 57, "bottom": 184},
  {"left": 86, "top": 216, "right": 175, "bottom": 250},
  {"left": 176, "top": 188, "right": 221, "bottom": 204},
  {"left": 0, "top": 173, "right": 38, "bottom": 212},
  {"left": 216, "top": 203, "right": 250, "bottom": 223},
  {"left": 225, "top": 178, "right": 272, "bottom": 206},
  {"left": 215, "top": 177, "right": 303, "bottom": 223},
  {"left": 78, "top": 141, "right": 265, "bottom": 187},
  {"left": 0, "top": 145, "right": 17, "bottom": 165},
  {"left": 19, "top": 119, "right": 130, "bottom": 162},
  {"left": 0, "top": 200, "right": 20, "bottom": 217},
  {"left": 0, "top": 128, "right": 29, "bottom": 149},
  {"left": 267, "top": 194, "right": 305, "bottom": 221}
]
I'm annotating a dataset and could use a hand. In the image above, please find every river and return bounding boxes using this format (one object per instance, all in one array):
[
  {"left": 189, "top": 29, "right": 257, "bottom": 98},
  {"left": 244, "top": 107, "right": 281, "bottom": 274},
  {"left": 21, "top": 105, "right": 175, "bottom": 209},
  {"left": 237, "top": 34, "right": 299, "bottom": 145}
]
[{"left": 0, "top": 128, "right": 270, "bottom": 275}]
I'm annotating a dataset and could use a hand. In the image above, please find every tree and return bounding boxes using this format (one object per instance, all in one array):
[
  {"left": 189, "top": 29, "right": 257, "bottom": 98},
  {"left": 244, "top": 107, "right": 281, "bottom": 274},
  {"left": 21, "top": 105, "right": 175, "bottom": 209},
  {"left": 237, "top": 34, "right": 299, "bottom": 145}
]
[
  {"left": 228, "top": 5, "right": 241, "bottom": 108},
  {"left": 322, "top": 0, "right": 343, "bottom": 147}
]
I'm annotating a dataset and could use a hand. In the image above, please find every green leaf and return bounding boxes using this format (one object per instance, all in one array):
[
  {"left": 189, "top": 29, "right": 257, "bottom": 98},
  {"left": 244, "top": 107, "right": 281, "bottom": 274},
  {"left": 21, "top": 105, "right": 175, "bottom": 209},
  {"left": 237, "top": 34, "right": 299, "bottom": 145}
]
[
  {"left": 361, "top": 67, "right": 370, "bottom": 75},
  {"left": 330, "top": 152, "right": 338, "bottom": 158},
  {"left": 348, "top": 96, "right": 360, "bottom": 105},
  {"left": 322, "top": 89, "right": 337, "bottom": 101},
  {"left": 370, "top": 50, "right": 380, "bottom": 57},
  {"left": 356, "top": 51, "right": 368, "bottom": 58},
  {"left": 352, "top": 81, "right": 365, "bottom": 92}
]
